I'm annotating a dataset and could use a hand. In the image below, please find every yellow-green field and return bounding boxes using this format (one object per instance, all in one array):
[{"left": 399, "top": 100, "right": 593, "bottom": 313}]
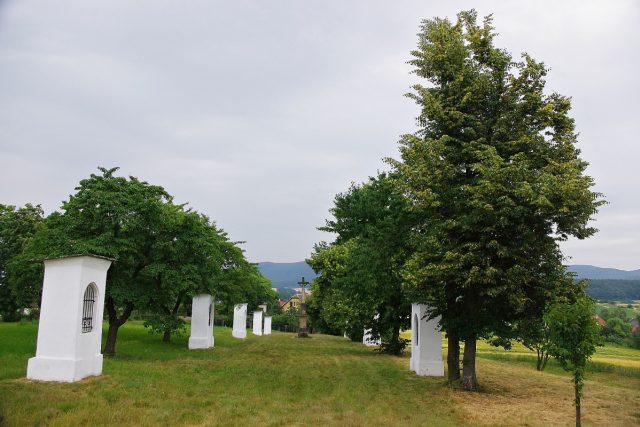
[
  {"left": 1, "top": 322, "right": 639, "bottom": 426},
  {"left": 401, "top": 330, "right": 640, "bottom": 371}
]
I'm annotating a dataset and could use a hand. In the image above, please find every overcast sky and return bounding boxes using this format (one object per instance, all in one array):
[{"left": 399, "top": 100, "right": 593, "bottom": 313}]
[{"left": 1, "top": 1, "right": 638, "bottom": 269}]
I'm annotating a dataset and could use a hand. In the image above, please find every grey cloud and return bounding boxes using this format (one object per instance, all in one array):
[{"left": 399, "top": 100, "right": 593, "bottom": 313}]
[{"left": 1, "top": 0, "right": 638, "bottom": 268}]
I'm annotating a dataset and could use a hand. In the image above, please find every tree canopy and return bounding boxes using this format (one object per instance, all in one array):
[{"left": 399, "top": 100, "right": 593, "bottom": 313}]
[{"left": 309, "top": 173, "right": 413, "bottom": 354}]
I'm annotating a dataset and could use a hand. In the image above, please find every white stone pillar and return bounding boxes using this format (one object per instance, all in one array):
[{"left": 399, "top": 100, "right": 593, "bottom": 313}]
[
  {"left": 362, "top": 328, "right": 381, "bottom": 346},
  {"left": 252, "top": 310, "right": 263, "bottom": 336},
  {"left": 188, "top": 294, "right": 214, "bottom": 349},
  {"left": 363, "top": 314, "right": 381, "bottom": 347},
  {"left": 410, "top": 303, "right": 444, "bottom": 376},
  {"left": 232, "top": 303, "right": 248, "bottom": 339},
  {"left": 27, "top": 255, "right": 112, "bottom": 382},
  {"left": 263, "top": 316, "right": 272, "bottom": 335}
]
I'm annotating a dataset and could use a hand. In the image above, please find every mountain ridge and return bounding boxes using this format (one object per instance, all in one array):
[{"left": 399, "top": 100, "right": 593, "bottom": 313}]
[
  {"left": 257, "top": 262, "right": 640, "bottom": 301},
  {"left": 567, "top": 265, "right": 640, "bottom": 280},
  {"left": 257, "top": 261, "right": 317, "bottom": 289}
]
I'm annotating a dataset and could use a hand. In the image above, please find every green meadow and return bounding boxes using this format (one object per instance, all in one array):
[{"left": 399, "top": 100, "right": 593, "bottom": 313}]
[{"left": 1, "top": 322, "right": 639, "bottom": 426}]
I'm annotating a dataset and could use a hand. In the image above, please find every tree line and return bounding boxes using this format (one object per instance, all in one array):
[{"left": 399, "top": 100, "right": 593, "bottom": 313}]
[
  {"left": 307, "top": 11, "right": 605, "bottom": 424},
  {"left": 0, "top": 167, "right": 274, "bottom": 355},
  {"left": 586, "top": 280, "right": 640, "bottom": 301}
]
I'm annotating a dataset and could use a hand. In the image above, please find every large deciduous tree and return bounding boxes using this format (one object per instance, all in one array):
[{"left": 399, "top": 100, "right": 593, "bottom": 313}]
[
  {"left": 390, "top": 11, "right": 604, "bottom": 389},
  {"left": 12, "top": 167, "right": 172, "bottom": 355},
  {"left": 11, "top": 167, "right": 270, "bottom": 352}
]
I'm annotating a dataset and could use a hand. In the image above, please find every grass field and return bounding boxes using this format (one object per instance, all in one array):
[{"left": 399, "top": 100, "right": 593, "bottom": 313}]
[{"left": 1, "top": 322, "right": 639, "bottom": 426}]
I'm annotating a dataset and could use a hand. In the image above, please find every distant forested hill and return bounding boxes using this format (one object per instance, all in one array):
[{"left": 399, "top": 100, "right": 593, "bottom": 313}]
[
  {"left": 567, "top": 265, "right": 640, "bottom": 301},
  {"left": 584, "top": 280, "right": 640, "bottom": 301},
  {"left": 257, "top": 261, "right": 317, "bottom": 289},
  {"left": 567, "top": 265, "right": 640, "bottom": 280},
  {"left": 257, "top": 262, "right": 640, "bottom": 301}
]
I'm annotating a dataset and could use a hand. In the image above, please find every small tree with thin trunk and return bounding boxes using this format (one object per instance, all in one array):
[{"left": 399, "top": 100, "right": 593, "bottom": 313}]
[{"left": 545, "top": 296, "right": 602, "bottom": 427}]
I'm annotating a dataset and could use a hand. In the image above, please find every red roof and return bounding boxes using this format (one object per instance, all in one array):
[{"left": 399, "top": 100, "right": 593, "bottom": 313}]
[{"left": 594, "top": 315, "right": 607, "bottom": 327}]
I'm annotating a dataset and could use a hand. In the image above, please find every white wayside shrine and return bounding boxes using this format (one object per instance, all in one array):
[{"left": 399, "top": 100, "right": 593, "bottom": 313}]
[
  {"left": 263, "top": 316, "right": 272, "bottom": 335},
  {"left": 27, "top": 255, "right": 112, "bottom": 382},
  {"left": 188, "top": 294, "right": 214, "bottom": 349},
  {"left": 232, "top": 303, "right": 248, "bottom": 339},
  {"left": 410, "top": 303, "right": 444, "bottom": 376},
  {"left": 362, "top": 329, "right": 381, "bottom": 347},
  {"left": 252, "top": 310, "right": 263, "bottom": 336},
  {"left": 363, "top": 314, "right": 381, "bottom": 347}
]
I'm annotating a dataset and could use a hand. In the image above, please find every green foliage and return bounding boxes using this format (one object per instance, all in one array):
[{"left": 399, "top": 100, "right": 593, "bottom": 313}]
[
  {"left": 602, "top": 317, "right": 632, "bottom": 344},
  {"left": 139, "top": 203, "right": 257, "bottom": 342},
  {"left": 0, "top": 203, "right": 44, "bottom": 321},
  {"left": 272, "top": 308, "right": 299, "bottom": 328},
  {"left": 632, "top": 330, "right": 640, "bottom": 350},
  {"left": 586, "top": 279, "right": 640, "bottom": 300},
  {"left": 597, "top": 304, "right": 634, "bottom": 322},
  {"left": 309, "top": 173, "right": 413, "bottom": 354},
  {"left": 143, "top": 314, "right": 186, "bottom": 338},
  {"left": 388, "top": 10, "right": 604, "bottom": 388}
]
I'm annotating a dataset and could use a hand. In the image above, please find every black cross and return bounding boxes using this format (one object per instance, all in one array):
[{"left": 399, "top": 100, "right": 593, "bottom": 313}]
[{"left": 298, "top": 276, "right": 309, "bottom": 303}]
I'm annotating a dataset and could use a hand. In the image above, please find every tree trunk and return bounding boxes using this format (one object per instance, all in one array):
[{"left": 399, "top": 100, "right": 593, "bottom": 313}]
[
  {"left": 159, "top": 292, "right": 184, "bottom": 344},
  {"left": 392, "top": 323, "right": 400, "bottom": 344},
  {"left": 575, "top": 372, "right": 582, "bottom": 427},
  {"left": 103, "top": 297, "right": 134, "bottom": 356},
  {"left": 104, "top": 322, "right": 120, "bottom": 357},
  {"left": 447, "top": 332, "right": 461, "bottom": 382},
  {"left": 541, "top": 353, "right": 549, "bottom": 371},
  {"left": 462, "top": 335, "right": 478, "bottom": 391}
]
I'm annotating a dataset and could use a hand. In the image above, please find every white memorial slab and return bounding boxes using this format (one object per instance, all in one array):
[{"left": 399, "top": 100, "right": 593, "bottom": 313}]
[
  {"left": 362, "top": 328, "right": 381, "bottom": 346},
  {"left": 363, "top": 314, "right": 381, "bottom": 346},
  {"left": 188, "top": 294, "right": 214, "bottom": 349},
  {"left": 27, "top": 255, "right": 112, "bottom": 382},
  {"left": 410, "top": 303, "right": 444, "bottom": 376},
  {"left": 263, "top": 316, "right": 272, "bottom": 335},
  {"left": 232, "top": 303, "right": 248, "bottom": 339},
  {"left": 252, "top": 310, "right": 263, "bottom": 336}
]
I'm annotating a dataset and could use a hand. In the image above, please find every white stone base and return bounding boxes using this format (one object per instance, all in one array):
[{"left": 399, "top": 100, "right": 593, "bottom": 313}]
[
  {"left": 232, "top": 329, "right": 247, "bottom": 339},
  {"left": 362, "top": 328, "right": 380, "bottom": 347},
  {"left": 412, "top": 358, "right": 444, "bottom": 376},
  {"left": 264, "top": 316, "right": 272, "bottom": 335},
  {"left": 252, "top": 311, "right": 263, "bottom": 336},
  {"left": 188, "top": 336, "right": 214, "bottom": 349},
  {"left": 27, "top": 354, "right": 102, "bottom": 383}
]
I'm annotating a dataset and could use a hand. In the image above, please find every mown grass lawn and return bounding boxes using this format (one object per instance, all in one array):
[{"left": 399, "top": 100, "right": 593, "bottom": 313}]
[{"left": 1, "top": 322, "right": 639, "bottom": 426}]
